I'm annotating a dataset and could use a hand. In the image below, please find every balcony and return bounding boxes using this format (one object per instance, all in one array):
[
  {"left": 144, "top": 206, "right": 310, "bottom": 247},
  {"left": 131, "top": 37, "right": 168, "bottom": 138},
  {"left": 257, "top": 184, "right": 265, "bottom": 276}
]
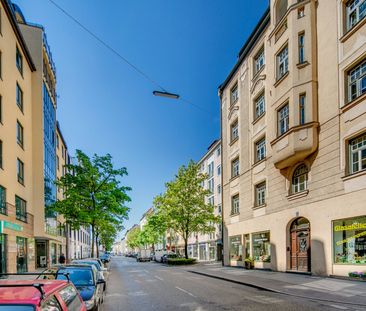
[{"left": 270, "top": 122, "right": 319, "bottom": 169}]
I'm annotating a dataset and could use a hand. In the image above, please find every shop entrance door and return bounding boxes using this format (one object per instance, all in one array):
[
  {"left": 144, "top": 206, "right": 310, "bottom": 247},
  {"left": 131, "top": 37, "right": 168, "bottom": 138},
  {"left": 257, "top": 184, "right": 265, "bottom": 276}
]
[
  {"left": 0, "top": 235, "right": 6, "bottom": 274},
  {"left": 36, "top": 241, "right": 47, "bottom": 268},
  {"left": 290, "top": 218, "right": 310, "bottom": 272}
]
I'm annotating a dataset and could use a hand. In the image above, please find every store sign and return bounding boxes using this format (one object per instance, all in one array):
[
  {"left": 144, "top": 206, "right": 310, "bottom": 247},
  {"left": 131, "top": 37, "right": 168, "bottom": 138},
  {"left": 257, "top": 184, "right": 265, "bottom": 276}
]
[
  {"left": 334, "top": 223, "right": 366, "bottom": 232},
  {"left": 0, "top": 220, "right": 23, "bottom": 234}
]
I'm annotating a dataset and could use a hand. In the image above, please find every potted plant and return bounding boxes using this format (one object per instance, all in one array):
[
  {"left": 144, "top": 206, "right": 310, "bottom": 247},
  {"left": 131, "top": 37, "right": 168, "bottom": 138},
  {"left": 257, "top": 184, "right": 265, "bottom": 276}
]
[{"left": 244, "top": 257, "right": 254, "bottom": 269}]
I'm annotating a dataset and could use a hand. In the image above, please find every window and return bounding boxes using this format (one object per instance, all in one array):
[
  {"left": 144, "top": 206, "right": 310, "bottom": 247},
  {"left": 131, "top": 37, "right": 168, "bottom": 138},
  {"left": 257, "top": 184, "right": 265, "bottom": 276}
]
[
  {"left": 16, "top": 47, "right": 23, "bottom": 75},
  {"left": 0, "top": 51, "right": 2, "bottom": 79},
  {"left": 255, "top": 137, "right": 266, "bottom": 162},
  {"left": 231, "top": 120, "right": 239, "bottom": 142},
  {"left": 17, "top": 158, "right": 24, "bottom": 185},
  {"left": 17, "top": 121, "right": 24, "bottom": 148},
  {"left": 56, "top": 134, "right": 59, "bottom": 149},
  {"left": 16, "top": 83, "right": 23, "bottom": 111},
  {"left": 208, "top": 161, "right": 214, "bottom": 178},
  {"left": 16, "top": 237, "right": 27, "bottom": 273},
  {"left": 0, "top": 185, "right": 6, "bottom": 215},
  {"left": 292, "top": 164, "right": 308, "bottom": 193},
  {"left": 276, "top": 0, "right": 288, "bottom": 24},
  {"left": 0, "top": 140, "right": 2, "bottom": 169},
  {"left": 252, "top": 232, "right": 271, "bottom": 262},
  {"left": 208, "top": 196, "right": 214, "bottom": 206},
  {"left": 217, "top": 165, "right": 221, "bottom": 176},
  {"left": 255, "top": 182, "right": 266, "bottom": 206},
  {"left": 298, "top": 6, "right": 305, "bottom": 18},
  {"left": 56, "top": 155, "right": 59, "bottom": 171},
  {"left": 231, "top": 194, "right": 239, "bottom": 215},
  {"left": 346, "top": 0, "right": 366, "bottom": 31},
  {"left": 59, "top": 285, "right": 83, "bottom": 311},
  {"left": 348, "top": 59, "right": 366, "bottom": 103},
  {"left": 299, "top": 94, "right": 306, "bottom": 125},
  {"left": 333, "top": 216, "right": 366, "bottom": 265},
  {"left": 217, "top": 147, "right": 221, "bottom": 156},
  {"left": 41, "top": 295, "right": 62, "bottom": 311},
  {"left": 230, "top": 83, "right": 239, "bottom": 105},
  {"left": 349, "top": 133, "right": 366, "bottom": 174},
  {"left": 217, "top": 184, "right": 221, "bottom": 194},
  {"left": 278, "top": 104, "right": 289, "bottom": 135},
  {"left": 62, "top": 145, "right": 64, "bottom": 159},
  {"left": 254, "top": 93, "right": 265, "bottom": 119},
  {"left": 277, "top": 46, "right": 289, "bottom": 80},
  {"left": 254, "top": 48, "right": 265, "bottom": 74},
  {"left": 208, "top": 178, "right": 214, "bottom": 193},
  {"left": 298, "top": 33, "right": 305, "bottom": 64},
  {"left": 231, "top": 158, "right": 239, "bottom": 178},
  {"left": 15, "top": 196, "right": 27, "bottom": 222},
  {"left": 218, "top": 204, "right": 222, "bottom": 213},
  {"left": 229, "top": 236, "right": 242, "bottom": 261}
]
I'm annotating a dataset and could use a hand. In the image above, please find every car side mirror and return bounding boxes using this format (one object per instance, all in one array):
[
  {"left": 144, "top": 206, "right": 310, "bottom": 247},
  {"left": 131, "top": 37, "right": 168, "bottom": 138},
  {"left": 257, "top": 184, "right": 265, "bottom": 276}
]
[{"left": 97, "top": 279, "right": 106, "bottom": 284}]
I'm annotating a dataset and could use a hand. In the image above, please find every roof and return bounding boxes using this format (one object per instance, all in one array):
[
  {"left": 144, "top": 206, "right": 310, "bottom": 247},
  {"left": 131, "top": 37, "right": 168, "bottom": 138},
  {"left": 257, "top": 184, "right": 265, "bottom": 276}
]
[
  {"left": 0, "top": 280, "right": 68, "bottom": 304},
  {"left": 1, "top": 0, "right": 36, "bottom": 71},
  {"left": 218, "top": 7, "right": 270, "bottom": 93},
  {"left": 197, "top": 139, "right": 221, "bottom": 165}
]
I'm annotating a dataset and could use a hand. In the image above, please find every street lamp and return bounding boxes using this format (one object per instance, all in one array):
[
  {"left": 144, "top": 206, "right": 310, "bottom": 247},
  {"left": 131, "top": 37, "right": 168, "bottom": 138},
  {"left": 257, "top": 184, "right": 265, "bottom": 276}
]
[{"left": 153, "top": 90, "right": 180, "bottom": 100}]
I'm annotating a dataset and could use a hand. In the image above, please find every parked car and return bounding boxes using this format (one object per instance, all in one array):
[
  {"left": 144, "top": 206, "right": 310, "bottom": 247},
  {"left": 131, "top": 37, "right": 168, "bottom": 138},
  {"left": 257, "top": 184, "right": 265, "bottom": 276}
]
[
  {"left": 162, "top": 253, "right": 180, "bottom": 263},
  {"left": 99, "top": 253, "right": 110, "bottom": 263},
  {"left": 39, "top": 264, "right": 105, "bottom": 311},
  {"left": 87, "top": 258, "right": 104, "bottom": 268},
  {"left": 72, "top": 260, "right": 108, "bottom": 290},
  {"left": 0, "top": 279, "right": 86, "bottom": 310}
]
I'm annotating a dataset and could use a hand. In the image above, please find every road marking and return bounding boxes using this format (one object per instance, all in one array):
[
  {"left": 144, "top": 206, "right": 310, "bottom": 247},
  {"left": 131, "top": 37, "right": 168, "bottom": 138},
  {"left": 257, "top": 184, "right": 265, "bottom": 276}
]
[
  {"left": 175, "top": 286, "right": 197, "bottom": 298},
  {"left": 154, "top": 275, "right": 163, "bottom": 281},
  {"left": 329, "top": 305, "right": 348, "bottom": 310}
]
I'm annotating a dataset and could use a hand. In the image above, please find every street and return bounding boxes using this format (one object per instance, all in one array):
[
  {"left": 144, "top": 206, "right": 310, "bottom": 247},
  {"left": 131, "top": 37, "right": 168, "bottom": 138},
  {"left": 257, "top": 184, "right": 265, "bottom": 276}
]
[{"left": 103, "top": 257, "right": 365, "bottom": 311}]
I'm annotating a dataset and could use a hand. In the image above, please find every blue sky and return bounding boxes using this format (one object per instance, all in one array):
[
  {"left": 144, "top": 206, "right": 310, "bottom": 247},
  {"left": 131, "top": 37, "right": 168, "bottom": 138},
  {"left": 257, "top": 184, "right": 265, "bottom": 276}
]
[{"left": 15, "top": 0, "right": 269, "bottom": 238}]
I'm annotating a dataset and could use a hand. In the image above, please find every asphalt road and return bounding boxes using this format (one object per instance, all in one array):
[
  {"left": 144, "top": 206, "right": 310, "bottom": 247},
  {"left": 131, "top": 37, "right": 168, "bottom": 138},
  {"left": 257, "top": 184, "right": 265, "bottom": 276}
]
[{"left": 102, "top": 257, "right": 365, "bottom": 311}]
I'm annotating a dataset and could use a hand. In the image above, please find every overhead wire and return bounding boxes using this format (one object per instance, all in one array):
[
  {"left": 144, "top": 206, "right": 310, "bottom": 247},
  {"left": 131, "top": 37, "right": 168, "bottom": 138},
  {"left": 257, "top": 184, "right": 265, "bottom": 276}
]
[{"left": 46, "top": 0, "right": 216, "bottom": 117}]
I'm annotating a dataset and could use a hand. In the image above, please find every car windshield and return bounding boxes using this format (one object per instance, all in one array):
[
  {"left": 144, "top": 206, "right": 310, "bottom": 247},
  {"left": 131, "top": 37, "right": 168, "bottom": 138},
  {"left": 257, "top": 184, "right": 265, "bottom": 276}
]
[
  {"left": 56, "top": 268, "right": 94, "bottom": 286},
  {"left": 0, "top": 306, "right": 34, "bottom": 311}
]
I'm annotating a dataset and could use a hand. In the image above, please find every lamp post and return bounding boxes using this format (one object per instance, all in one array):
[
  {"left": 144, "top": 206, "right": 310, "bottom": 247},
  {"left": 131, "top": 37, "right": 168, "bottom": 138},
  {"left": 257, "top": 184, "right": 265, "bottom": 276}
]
[{"left": 153, "top": 91, "right": 180, "bottom": 99}]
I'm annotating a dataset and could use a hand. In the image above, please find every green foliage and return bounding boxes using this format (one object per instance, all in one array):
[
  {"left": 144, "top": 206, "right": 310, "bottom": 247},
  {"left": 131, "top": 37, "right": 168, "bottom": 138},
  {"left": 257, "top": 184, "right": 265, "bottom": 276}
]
[
  {"left": 167, "top": 258, "right": 196, "bottom": 265},
  {"left": 50, "top": 149, "right": 131, "bottom": 256},
  {"left": 126, "top": 226, "right": 141, "bottom": 249},
  {"left": 154, "top": 160, "right": 220, "bottom": 258}
]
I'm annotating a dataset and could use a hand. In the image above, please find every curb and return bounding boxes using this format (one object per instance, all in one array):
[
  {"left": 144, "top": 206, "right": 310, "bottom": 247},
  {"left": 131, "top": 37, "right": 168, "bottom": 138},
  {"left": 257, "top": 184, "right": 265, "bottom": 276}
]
[{"left": 188, "top": 270, "right": 366, "bottom": 307}]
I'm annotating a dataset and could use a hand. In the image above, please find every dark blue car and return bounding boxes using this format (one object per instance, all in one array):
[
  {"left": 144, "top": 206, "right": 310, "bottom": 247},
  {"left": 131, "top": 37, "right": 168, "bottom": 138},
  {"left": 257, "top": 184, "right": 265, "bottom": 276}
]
[{"left": 39, "top": 264, "right": 105, "bottom": 311}]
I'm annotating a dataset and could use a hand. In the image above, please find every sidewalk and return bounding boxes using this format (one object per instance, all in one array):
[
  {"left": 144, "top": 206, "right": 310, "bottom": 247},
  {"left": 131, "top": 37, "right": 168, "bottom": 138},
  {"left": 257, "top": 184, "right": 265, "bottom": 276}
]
[{"left": 186, "top": 263, "right": 366, "bottom": 307}]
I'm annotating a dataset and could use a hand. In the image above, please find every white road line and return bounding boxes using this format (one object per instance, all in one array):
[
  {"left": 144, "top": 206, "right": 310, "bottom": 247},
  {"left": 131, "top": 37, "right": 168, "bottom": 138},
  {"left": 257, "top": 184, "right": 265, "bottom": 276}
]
[
  {"left": 154, "top": 275, "right": 163, "bottom": 281},
  {"left": 329, "top": 305, "right": 348, "bottom": 310},
  {"left": 175, "top": 286, "right": 197, "bottom": 298}
]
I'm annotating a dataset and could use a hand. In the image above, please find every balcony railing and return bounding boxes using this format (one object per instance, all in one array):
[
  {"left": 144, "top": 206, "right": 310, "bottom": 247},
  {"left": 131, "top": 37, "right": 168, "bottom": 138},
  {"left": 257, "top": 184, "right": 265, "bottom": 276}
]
[{"left": 1, "top": 203, "right": 34, "bottom": 226}]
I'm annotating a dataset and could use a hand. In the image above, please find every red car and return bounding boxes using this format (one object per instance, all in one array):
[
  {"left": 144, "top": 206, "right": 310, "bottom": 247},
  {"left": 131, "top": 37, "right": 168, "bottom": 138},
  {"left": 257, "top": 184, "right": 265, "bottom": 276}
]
[{"left": 0, "top": 279, "right": 86, "bottom": 310}]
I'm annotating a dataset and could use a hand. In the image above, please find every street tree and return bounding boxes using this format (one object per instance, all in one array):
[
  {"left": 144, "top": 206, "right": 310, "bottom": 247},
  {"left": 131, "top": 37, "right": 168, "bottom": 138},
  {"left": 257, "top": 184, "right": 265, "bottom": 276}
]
[
  {"left": 138, "top": 213, "right": 167, "bottom": 251},
  {"left": 155, "top": 160, "right": 220, "bottom": 259},
  {"left": 126, "top": 226, "right": 141, "bottom": 251},
  {"left": 50, "top": 149, "right": 131, "bottom": 257}
]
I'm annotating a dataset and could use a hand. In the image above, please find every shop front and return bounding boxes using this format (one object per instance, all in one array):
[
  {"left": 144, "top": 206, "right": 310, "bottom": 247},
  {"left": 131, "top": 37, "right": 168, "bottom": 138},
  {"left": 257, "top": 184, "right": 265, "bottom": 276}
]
[
  {"left": 252, "top": 231, "right": 271, "bottom": 269},
  {"left": 229, "top": 235, "right": 242, "bottom": 266},
  {"left": 0, "top": 234, "right": 6, "bottom": 275},
  {"left": 333, "top": 215, "right": 366, "bottom": 276},
  {"left": 16, "top": 236, "right": 27, "bottom": 272}
]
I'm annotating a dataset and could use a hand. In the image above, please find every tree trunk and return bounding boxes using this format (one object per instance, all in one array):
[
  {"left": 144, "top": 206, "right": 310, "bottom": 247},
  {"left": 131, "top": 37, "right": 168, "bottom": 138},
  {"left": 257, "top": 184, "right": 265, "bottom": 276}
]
[
  {"left": 91, "top": 224, "right": 95, "bottom": 258},
  {"left": 184, "top": 238, "right": 188, "bottom": 259},
  {"left": 96, "top": 232, "right": 100, "bottom": 258},
  {"left": 65, "top": 223, "right": 69, "bottom": 263}
]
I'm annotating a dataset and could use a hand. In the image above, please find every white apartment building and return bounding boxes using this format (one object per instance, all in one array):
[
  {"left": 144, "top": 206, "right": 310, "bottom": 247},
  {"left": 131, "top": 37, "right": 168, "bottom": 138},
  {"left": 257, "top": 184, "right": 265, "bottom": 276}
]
[{"left": 68, "top": 226, "right": 91, "bottom": 260}]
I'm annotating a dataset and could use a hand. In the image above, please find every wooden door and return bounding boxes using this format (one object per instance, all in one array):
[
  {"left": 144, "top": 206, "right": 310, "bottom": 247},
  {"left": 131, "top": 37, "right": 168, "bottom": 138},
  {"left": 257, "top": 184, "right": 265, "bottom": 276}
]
[{"left": 290, "top": 229, "right": 310, "bottom": 271}]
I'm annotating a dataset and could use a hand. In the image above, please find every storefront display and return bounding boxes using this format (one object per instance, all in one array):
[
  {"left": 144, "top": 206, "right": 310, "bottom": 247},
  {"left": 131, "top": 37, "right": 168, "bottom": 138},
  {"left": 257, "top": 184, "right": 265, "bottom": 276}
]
[
  {"left": 16, "top": 236, "right": 27, "bottom": 272},
  {"left": 333, "top": 216, "right": 366, "bottom": 264},
  {"left": 252, "top": 232, "right": 270, "bottom": 262},
  {"left": 0, "top": 234, "right": 6, "bottom": 274},
  {"left": 229, "top": 236, "right": 242, "bottom": 261}
]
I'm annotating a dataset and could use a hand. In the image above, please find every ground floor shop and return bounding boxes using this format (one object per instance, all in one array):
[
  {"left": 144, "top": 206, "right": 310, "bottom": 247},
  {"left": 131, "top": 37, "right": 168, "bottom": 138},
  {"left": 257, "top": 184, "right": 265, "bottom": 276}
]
[
  {"left": 35, "top": 239, "right": 66, "bottom": 268},
  {"left": 224, "top": 191, "right": 366, "bottom": 276},
  {"left": 185, "top": 240, "right": 222, "bottom": 261}
]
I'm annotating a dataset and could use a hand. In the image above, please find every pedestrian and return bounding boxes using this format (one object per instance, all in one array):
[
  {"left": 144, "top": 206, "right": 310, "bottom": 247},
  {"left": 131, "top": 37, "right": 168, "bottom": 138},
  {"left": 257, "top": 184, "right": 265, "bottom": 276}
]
[{"left": 59, "top": 253, "right": 66, "bottom": 264}]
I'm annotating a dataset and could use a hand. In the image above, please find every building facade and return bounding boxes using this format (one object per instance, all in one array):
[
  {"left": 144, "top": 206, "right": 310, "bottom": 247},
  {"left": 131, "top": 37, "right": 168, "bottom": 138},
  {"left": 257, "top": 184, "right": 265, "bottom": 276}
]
[
  {"left": 0, "top": 0, "right": 37, "bottom": 273},
  {"left": 183, "top": 140, "right": 222, "bottom": 261},
  {"left": 220, "top": 0, "right": 366, "bottom": 276}
]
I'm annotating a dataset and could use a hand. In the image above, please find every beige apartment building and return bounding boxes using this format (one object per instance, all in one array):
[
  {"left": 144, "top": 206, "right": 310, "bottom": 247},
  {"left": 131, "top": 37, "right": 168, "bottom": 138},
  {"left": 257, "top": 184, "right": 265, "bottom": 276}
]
[
  {"left": 220, "top": 0, "right": 366, "bottom": 276},
  {"left": 0, "top": 0, "right": 37, "bottom": 273}
]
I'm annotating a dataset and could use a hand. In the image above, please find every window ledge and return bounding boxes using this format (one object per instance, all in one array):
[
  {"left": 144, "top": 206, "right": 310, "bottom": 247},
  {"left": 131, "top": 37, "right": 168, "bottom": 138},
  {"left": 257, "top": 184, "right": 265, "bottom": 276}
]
[
  {"left": 296, "top": 61, "right": 309, "bottom": 69},
  {"left": 230, "top": 212, "right": 240, "bottom": 217},
  {"left": 230, "top": 175, "right": 240, "bottom": 182},
  {"left": 274, "top": 72, "right": 289, "bottom": 88},
  {"left": 342, "top": 169, "right": 366, "bottom": 181},
  {"left": 229, "top": 137, "right": 239, "bottom": 146},
  {"left": 252, "top": 112, "right": 265, "bottom": 125},
  {"left": 341, "top": 93, "right": 366, "bottom": 114},
  {"left": 286, "top": 190, "right": 309, "bottom": 201},
  {"left": 252, "top": 66, "right": 265, "bottom": 82},
  {"left": 253, "top": 203, "right": 266, "bottom": 210},
  {"left": 252, "top": 158, "right": 266, "bottom": 168},
  {"left": 270, "top": 121, "right": 319, "bottom": 146},
  {"left": 340, "top": 18, "right": 366, "bottom": 43}
]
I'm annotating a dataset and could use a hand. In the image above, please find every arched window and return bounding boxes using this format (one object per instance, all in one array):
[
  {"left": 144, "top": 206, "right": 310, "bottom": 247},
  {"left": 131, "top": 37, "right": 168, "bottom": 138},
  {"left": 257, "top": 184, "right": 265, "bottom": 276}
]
[
  {"left": 276, "top": 0, "right": 288, "bottom": 24},
  {"left": 292, "top": 164, "right": 308, "bottom": 193}
]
